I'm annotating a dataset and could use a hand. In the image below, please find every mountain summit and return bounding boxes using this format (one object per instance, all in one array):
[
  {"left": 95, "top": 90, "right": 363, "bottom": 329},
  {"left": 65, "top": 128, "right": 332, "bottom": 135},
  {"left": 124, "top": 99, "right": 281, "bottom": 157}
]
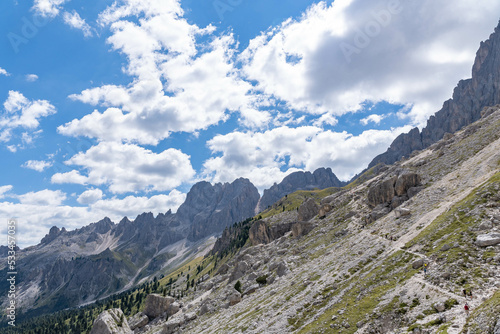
[{"left": 259, "top": 167, "right": 345, "bottom": 212}]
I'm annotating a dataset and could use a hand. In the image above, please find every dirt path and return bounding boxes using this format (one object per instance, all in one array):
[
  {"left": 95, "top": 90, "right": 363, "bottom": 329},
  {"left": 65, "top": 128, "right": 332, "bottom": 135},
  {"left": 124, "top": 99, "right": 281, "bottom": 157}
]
[
  {"left": 382, "top": 137, "right": 500, "bottom": 333},
  {"left": 409, "top": 271, "right": 488, "bottom": 334},
  {"left": 411, "top": 274, "right": 462, "bottom": 300}
]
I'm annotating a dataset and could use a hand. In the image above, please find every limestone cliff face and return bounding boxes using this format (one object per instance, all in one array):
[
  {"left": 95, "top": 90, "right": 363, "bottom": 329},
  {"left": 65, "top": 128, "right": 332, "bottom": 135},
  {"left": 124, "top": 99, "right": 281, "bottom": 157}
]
[
  {"left": 184, "top": 178, "right": 260, "bottom": 241},
  {"left": 259, "top": 168, "right": 345, "bottom": 212},
  {"left": 369, "top": 21, "right": 500, "bottom": 167}
]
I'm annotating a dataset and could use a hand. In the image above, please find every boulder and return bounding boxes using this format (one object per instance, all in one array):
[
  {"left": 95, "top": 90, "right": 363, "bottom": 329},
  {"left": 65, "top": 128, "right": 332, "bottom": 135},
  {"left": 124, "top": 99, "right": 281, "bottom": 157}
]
[
  {"left": 252, "top": 261, "right": 262, "bottom": 270},
  {"left": 395, "top": 174, "right": 421, "bottom": 196},
  {"left": 365, "top": 204, "right": 391, "bottom": 224},
  {"left": 368, "top": 174, "right": 421, "bottom": 209},
  {"left": 162, "top": 316, "right": 184, "bottom": 334},
  {"left": 228, "top": 292, "right": 242, "bottom": 306},
  {"left": 334, "top": 229, "right": 349, "bottom": 237},
  {"left": 407, "top": 186, "right": 424, "bottom": 198},
  {"left": 494, "top": 317, "right": 500, "bottom": 334},
  {"left": 248, "top": 220, "right": 293, "bottom": 245},
  {"left": 128, "top": 312, "right": 149, "bottom": 331},
  {"left": 229, "top": 261, "right": 249, "bottom": 282},
  {"left": 440, "top": 244, "right": 452, "bottom": 252},
  {"left": 199, "top": 302, "right": 213, "bottom": 316},
  {"left": 249, "top": 220, "right": 271, "bottom": 245},
  {"left": 276, "top": 261, "right": 289, "bottom": 277},
  {"left": 169, "top": 302, "right": 180, "bottom": 315},
  {"left": 412, "top": 259, "right": 425, "bottom": 269},
  {"left": 184, "top": 312, "right": 197, "bottom": 322},
  {"left": 144, "top": 294, "right": 175, "bottom": 319},
  {"left": 90, "top": 308, "right": 132, "bottom": 334},
  {"left": 476, "top": 233, "right": 500, "bottom": 247},
  {"left": 478, "top": 221, "right": 493, "bottom": 230},
  {"left": 216, "top": 263, "right": 229, "bottom": 275},
  {"left": 391, "top": 195, "right": 408, "bottom": 209},
  {"left": 202, "top": 281, "right": 214, "bottom": 291},
  {"left": 319, "top": 204, "right": 332, "bottom": 217},
  {"left": 247, "top": 272, "right": 257, "bottom": 281},
  {"left": 367, "top": 177, "right": 397, "bottom": 207},
  {"left": 298, "top": 198, "right": 320, "bottom": 221},
  {"left": 270, "top": 222, "right": 294, "bottom": 239},
  {"left": 394, "top": 208, "right": 411, "bottom": 218},
  {"left": 243, "top": 284, "right": 260, "bottom": 295},
  {"left": 433, "top": 302, "right": 446, "bottom": 312},
  {"left": 291, "top": 222, "right": 315, "bottom": 237}
]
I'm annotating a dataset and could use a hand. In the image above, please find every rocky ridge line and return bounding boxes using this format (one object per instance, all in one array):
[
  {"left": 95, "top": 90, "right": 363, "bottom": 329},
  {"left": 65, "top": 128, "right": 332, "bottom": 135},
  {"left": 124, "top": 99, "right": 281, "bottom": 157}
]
[{"left": 369, "top": 20, "right": 500, "bottom": 168}]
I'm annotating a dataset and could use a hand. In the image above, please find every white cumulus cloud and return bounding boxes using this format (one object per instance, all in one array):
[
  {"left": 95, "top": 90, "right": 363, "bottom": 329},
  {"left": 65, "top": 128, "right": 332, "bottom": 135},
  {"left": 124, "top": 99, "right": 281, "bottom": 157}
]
[
  {"left": 0, "top": 185, "right": 13, "bottom": 199},
  {"left": 77, "top": 188, "right": 103, "bottom": 204},
  {"left": 88, "top": 190, "right": 186, "bottom": 218},
  {"left": 32, "top": 0, "right": 69, "bottom": 17},
  {"left": 360, "top": 114, "right": 385, "bottom": 126},
  {"left": 25, "top": 74, "right": 39, "bottom": 82},
  {"left": 63, "top": 10, "right": 93, "bottom": 37},
  {"left": 18, "top": 189, "right": 67, "bottom": 206},
  {"left": 203, "top": 125, "right": 411, "bottom": 191},
  {"left": 59, "top": 0, "right": 259, "bottom": 145},
  {"left": 239, "top": 0, "right": 500, "bottom": 127},
  {"left": 0, "top": 91, "right": 56, "bottom": 149},
  {"left": 52, "top": 142, "right": 195, "bottom": 194},
  {"left": 22, "top": 159, "right": 53, "bottom": 172}
]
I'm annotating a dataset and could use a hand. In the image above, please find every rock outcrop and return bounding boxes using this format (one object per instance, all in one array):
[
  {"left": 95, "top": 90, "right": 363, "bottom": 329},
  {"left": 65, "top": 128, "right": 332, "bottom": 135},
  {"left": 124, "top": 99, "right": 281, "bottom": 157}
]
[
  {"left": 40, "top": 226, "right": 68, "bottom": 245},
  {"left": 297, "top": 198, "right": 320, "bottom": 221},
  {"left": 291, "top": 222, "right": 315, "bottom": 237},
  {"left": 248, "top": 220, "right": 294, "bottom": 245},
  {"left": 259, "top": 168, "right": 345, "bottom": 212},
  {"left": 367, "top": 176, "right": 398, "bottom": 208},
  {"left": 367, "top": 173, "right": 421, "bottom": 208},
  {"left": 89, "top": 308, "right": 131, "bottom": 334},
  {"left": 476, "top": 233, "right": 500, "bottom": 247},
  {"left": 365, "top": 173, "right": 421, "bottom": 224},
  {"left": 144, "top": 294, "right": 178, "bottom": 319},
  {"left": 369, "top": 21, "right": 500, "bottom": 168},
  {"left": 128, "top": 312, "right": 149, "bottom": 331}
]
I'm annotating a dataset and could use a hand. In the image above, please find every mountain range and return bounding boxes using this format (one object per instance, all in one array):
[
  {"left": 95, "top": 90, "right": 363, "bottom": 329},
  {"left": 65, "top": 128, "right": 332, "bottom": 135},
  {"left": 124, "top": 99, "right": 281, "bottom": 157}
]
[{"left": 0, "top": 169, "right": 345, "bottom": 317}]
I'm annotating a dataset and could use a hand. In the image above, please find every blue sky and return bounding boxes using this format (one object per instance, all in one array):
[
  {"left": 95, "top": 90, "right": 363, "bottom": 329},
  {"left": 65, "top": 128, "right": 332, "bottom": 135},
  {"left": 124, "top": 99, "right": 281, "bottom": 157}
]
[{"left": 1, "top": 0, "right": 499, "bottom": 247}]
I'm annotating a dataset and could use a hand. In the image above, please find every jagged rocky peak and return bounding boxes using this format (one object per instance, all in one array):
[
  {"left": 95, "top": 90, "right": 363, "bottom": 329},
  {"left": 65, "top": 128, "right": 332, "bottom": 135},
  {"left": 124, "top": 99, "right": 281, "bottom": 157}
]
[
  {"left": 40, "top": 225, "right": 67, "bottom": 244},
  {"left": 258, "top": 167, "right": 345, "bottom": 212},
  {"left": 183, "top": 178, "right": 260, "bottom": 241},
  {"left": 134, "top": 212, "right": 155, "bottom": 225},
  {"left": 92, "top": 217, "right": 114, "bottom": 234},
  {"left": 369, "top": 20, "right": 500, "bottom": 168}
]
